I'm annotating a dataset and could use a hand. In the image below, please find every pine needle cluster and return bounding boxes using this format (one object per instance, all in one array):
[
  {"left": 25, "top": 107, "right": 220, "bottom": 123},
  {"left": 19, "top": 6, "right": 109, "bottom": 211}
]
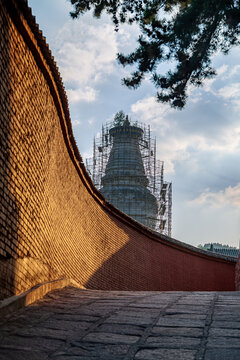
[{"left": 69, "top": 0, "right": 240, "bottom": 108}]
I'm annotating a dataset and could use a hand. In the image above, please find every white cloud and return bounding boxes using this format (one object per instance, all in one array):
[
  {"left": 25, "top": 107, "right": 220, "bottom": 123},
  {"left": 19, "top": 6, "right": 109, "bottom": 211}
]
[
  {"left": 130, "top": 95, "right": 240, "bottom": 175},
  {"left": 196, "top": 63, "right": 239, "bottom": 99},
  {"left": 188, "top": 89, "right": 202, "bottom": 104},
  {"left": 187, "top": 64, "right": 228, "bottom": 101},
  {"left": 199, "top": 126, "right": 240, "bottom": 153},
  {"left": 53, "top": 16, "right": 118, "bottom": 104},
  {"left": 190, "top": 183, "right": 240, "bottom": 209},
  {"left": 193, "top": 61, "right": 240, "bottom": 113},
  {"left": 72, "top": 119, "right": 82, "bottom": 127},
  {"left": 116, "top": 23, "right": 140, "bottom": 53},
  {"left": 131, "top": 97, "right": 178, "bottom": 173},
  {"left": 131, "top": 96, "right": 174, "bottom": 133},
  {"left": 218, "top": 83, "right": 240, "bottom": 99},
  {"left": 156, "top": 137, "right": 191, "bottom": 174},
  {"left": 222, "top": 64, "right": 240, "bottom": 79},
  {"left": 217, "top": 64, "right": 229, "bottom": 76},
  {"left": 67, "top": 87, "right": 98, "bottom": 103}
]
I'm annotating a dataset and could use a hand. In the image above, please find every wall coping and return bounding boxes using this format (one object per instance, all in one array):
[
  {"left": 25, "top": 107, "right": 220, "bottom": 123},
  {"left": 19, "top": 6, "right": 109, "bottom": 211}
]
[
  {"left": 5, "top": 0, "right": 237, "bottom": 266},
  {"left": 0, "top": 279, "right": 84, "bottom": 317}
]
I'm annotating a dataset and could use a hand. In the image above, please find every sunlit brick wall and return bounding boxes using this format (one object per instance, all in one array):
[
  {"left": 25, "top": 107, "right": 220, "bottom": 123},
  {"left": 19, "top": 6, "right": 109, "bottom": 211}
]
[{"left": 0, "top": 0, "right": 236, "bottom": 299}]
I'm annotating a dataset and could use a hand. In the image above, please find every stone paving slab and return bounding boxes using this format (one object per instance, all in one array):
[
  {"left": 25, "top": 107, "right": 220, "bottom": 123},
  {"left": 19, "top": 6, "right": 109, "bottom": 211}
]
[
  {"left": 151, "top": 326, "right": 203, "bottom": 337},
  {"left": 204, "top": 349, "right": 240, "bottom": 360},
  {"left": 135, "top": 348, "right": 197, "bottom": 360},
  {"left": 0, "top": 287, "right": 240, "bottom": 359}
]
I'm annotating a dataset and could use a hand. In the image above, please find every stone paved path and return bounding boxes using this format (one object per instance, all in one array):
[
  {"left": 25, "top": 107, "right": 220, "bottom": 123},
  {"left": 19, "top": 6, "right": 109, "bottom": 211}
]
[{"left": 0, "top": 287, "right": 240, "bottom": 359}]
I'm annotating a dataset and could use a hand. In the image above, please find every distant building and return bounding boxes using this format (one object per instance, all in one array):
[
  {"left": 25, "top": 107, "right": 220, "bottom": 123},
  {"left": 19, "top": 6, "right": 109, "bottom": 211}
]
[
  {"left": 199, "top": 243, "right": 239, "bottom": 258},
  {"left": 86, "top": 112, "right": 172, "bottom": 236}
]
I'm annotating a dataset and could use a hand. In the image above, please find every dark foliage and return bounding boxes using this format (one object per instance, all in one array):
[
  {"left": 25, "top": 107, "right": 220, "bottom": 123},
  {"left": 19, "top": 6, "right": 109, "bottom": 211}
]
[{"left": 69, "top": 0, "right": 240, "bottom": 108}]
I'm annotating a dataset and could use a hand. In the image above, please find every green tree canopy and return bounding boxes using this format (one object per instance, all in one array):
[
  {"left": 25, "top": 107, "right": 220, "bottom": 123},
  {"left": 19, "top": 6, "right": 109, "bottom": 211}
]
[
  {"left": 69, "top": 0, "right": 240, "bottom": 108},
  {"left": 113, "top": 110, "right": 131, "bottom": 126}
]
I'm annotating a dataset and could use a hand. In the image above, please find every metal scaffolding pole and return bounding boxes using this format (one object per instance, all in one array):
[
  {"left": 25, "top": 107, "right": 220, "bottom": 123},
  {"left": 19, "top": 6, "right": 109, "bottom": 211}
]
[{"left": 85, "top": 118, "right": 172, "bottom": 236}]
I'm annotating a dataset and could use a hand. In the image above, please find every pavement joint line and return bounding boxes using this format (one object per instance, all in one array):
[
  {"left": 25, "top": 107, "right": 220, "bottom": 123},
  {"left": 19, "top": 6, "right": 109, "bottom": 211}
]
[
  {"left": 49, "top": 291, "right": 155, "bottom": 358},
  {"left": 123, "top": 292, "right": 189, "bottom": 360},
  {"left": 195, "top": 292, "right": 218, "bottom": 360},
  {"left": 0, "top": 279, "right": 84, "bottom": 317}
]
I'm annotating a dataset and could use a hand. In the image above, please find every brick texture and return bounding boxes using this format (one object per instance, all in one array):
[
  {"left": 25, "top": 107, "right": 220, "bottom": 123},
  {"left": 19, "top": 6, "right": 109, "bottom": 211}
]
[
  {"left": 0, "top": 0, "right": 236, "bottom": 300},
  {"left": 235, "top": 255, "right": 240, "bottom": 290}
]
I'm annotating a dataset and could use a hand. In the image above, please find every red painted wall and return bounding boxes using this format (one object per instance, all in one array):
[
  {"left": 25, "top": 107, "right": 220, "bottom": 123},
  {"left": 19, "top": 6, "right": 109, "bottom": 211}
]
[{"left": 235, "top": 256, "right": 240, "bottom": 290}]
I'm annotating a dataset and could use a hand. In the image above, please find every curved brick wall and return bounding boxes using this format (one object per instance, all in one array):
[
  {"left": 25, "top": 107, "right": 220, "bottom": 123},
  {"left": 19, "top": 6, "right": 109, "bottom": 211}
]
[{"left": 0, "top": 0, "right": 236, "bottom": 299}]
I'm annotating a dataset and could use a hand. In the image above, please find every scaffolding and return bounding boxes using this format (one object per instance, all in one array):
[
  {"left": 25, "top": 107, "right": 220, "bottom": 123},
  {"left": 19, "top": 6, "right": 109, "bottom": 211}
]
[{"left": 85, "top": 119, "right": 172, "bottom": 236}]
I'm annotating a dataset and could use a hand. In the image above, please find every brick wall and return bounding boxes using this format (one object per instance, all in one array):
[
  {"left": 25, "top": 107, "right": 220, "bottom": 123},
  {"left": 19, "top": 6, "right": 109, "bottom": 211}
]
[
  {"left": 235, "top": 256, "right": 240, "bottom": 290},
  {"left": 0, "top": 0, "right": 236, "bottom": 299}
]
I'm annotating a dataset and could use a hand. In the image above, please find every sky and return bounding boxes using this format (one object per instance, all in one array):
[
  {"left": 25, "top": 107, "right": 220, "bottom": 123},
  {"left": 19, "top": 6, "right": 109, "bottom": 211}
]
[{"left": 28, "top": 0, "right": 240, "bottom": 248}]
